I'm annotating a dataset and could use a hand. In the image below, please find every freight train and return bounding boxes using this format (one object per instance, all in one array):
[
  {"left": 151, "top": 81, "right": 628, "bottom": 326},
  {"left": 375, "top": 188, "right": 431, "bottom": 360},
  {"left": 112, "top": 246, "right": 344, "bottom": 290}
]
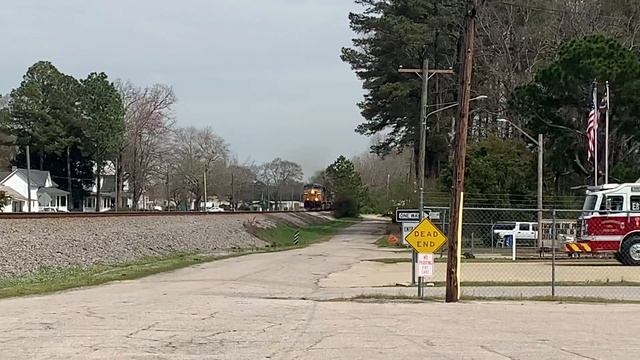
[{"left": 303, "top": 183, "right": 333, "bottom": 210}]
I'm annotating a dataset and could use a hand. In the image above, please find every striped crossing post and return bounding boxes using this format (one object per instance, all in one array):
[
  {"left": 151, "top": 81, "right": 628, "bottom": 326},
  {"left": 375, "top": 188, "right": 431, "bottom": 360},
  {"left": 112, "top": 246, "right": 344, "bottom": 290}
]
[{"left": 293, "top": 231, "right": 300, "bottom": 245}]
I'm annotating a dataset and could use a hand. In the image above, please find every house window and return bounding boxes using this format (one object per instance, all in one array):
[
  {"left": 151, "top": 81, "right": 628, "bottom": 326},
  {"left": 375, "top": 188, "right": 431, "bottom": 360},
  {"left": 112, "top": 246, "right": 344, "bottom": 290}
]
[
  {"left": 86, "top": 197, "right": 95, "bottom": 208},
  {"left": 60, "top": 196, "right": 67, "bottom": 207}
]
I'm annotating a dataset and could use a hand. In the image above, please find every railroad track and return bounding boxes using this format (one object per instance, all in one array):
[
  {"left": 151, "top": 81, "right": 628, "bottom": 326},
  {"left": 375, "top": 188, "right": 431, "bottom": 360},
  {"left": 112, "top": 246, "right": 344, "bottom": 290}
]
[{"left": 0, "top": 210, "right": 330, "bottom": 219}]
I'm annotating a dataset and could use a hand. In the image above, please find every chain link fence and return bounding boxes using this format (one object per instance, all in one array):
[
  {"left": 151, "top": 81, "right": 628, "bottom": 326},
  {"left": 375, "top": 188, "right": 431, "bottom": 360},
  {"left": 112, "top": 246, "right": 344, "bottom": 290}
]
[{"left": 412, "top": 206, "right": 640, "bottom": 301}]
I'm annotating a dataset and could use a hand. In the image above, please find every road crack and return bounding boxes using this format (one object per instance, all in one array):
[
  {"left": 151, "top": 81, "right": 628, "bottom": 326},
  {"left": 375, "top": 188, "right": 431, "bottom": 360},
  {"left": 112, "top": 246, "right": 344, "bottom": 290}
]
[{"left": 480, "top": 345, "right": 517, "bottom": 359}]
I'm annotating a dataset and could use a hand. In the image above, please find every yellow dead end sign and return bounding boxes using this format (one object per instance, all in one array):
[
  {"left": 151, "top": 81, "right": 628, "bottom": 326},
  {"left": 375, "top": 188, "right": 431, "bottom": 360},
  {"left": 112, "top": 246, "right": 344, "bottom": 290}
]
[{"left": 404, "top": 218, "right": 448, "bottom": 253}]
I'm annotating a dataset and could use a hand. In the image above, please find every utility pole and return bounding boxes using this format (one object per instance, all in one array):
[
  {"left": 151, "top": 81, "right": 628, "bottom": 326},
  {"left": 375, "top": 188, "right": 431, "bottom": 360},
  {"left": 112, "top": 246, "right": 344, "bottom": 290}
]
[
  {"left": 592, "top": 80, "right": 598, "bottom": 187},
  {"left": 231, "top": 172, "right": 235, "bottom": 211},
  {"left": 203, "top": 169, "right": 208, "bottom": 212},
  {"left": 446, "top": 0, "right": 479, "bottom": 303},
  {"left": 26, "top": 145, "right": 32, "bottom": 212},
  {"left": 605, "top": 81, "right": 610, "bottom": 184},
  {"left": 67, "top": 146, "right": 73, "bottom": 211},
  {"left": 537, "top": 134, "right": 543, "bottom": 250},
  {"left": 418, "top": 59, "right": 429, "bottom": 223},
  {"left": 115, "top": 156, "right": 119, "bottom": 212},
  {"left": 399, "top": 60, "right": 454, "bottom": 286},
  {"left": 416, "top": 58, "right": 429, "bottom": 287}
]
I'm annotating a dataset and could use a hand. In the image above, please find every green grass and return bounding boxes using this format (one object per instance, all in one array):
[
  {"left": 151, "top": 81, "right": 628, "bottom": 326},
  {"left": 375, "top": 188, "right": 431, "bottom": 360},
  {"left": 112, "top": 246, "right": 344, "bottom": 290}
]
[
  {"left": 253, "top": 218, "right": 360, "bottom": 248},
  {"left": 0, "top": 218, "right": 361, "bottom": 299},
  {"left": 0, "top": 252, "right": 237, "bottom": 299},
  {"left": 343, "top": 293, "right": 640, "bottom": 304}
]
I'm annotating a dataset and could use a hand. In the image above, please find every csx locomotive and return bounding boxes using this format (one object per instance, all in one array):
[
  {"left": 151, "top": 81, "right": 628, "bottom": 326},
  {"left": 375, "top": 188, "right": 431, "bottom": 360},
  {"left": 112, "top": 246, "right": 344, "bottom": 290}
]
[{"left": 303, "top": 183, "right": 333, "bottom": 210}]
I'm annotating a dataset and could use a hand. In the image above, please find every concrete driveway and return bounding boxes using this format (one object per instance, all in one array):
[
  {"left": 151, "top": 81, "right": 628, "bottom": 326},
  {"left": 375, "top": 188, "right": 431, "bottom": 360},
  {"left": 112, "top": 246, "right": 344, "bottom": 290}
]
[{"left": 0, "top": 217, "right": 638, "bottom": 359}]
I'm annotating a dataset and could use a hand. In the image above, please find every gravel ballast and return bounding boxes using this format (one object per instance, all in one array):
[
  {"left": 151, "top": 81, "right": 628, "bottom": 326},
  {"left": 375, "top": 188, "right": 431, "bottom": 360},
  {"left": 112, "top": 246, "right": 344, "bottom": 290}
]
[{"left": 0, "top": 212, "right": 332, "bottom": 278}]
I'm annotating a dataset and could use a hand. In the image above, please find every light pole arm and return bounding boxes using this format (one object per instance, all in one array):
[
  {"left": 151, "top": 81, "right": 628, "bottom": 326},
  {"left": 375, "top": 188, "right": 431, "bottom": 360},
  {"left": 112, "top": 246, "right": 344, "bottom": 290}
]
[
  {"left": 426, "top": 102, "right": 459, "bottom": 120},
  {"left": 425, "top": 96, "right": 487, "bottom": 122},
  {"left": 499, "top": 118, "right": 539, "bottom": 146}
]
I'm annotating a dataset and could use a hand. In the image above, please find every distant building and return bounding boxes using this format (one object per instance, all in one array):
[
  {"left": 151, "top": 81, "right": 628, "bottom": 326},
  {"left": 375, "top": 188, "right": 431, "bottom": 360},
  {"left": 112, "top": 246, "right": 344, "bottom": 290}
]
[
  {"left": 83, "top": 174, "right": 121, "bottom": 212},
  {"left": 0, "top": 167, "right": 69, "bottom": 212}
]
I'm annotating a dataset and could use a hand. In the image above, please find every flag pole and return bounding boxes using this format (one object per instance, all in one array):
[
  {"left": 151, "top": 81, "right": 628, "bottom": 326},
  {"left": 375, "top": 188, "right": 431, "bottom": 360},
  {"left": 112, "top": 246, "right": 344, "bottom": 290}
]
[
  {"left": 605, "top": 81, "right": 610, "bottom": 184},
  {"left": 593, "top": 81, "right": 598, "bottom": 187}
]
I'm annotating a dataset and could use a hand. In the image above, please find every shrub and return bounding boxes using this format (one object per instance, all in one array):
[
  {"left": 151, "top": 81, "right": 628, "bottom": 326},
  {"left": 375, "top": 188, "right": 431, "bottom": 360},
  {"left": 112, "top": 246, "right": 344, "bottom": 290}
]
[{"left": 333, "top": 196, "right": 358, "bottom": 218}]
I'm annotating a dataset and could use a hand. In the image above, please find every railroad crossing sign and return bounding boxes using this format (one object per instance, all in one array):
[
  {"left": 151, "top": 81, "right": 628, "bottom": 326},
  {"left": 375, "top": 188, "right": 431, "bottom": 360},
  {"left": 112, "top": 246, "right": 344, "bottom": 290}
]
[{"left": 404, "top": 218, "right": 448, "bottom": 253}]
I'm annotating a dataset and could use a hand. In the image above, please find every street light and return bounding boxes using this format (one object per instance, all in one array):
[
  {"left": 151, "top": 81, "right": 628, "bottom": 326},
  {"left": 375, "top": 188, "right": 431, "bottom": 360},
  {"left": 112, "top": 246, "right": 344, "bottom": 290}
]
[{"left": 497, "top": 118, "right": 544, "bottom": 251}]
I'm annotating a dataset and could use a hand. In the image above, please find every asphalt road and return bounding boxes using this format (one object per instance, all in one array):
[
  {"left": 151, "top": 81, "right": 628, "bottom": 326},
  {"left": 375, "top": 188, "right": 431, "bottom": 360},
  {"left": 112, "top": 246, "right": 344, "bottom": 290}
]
[{"left": 0, "top": 217, "right": 639, "bottom": 359}]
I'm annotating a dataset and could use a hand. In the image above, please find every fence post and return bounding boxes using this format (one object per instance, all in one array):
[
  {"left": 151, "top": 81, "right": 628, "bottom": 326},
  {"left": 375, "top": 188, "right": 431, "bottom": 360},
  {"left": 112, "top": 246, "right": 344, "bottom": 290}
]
[
  {"left": 552, "top": 209, "right": 557, "bottom": 297},
  {"left": 440, "top": 209, "right": 447, "bottom": 258},
  {"left": 471, "top": 232, "right": 475, "bottom": 254},
  {"left": 512, "top": 233, "right": 516, "bottom": 261},
  {"left": 491, "top": 221, "right": 494, "bottom": 251}
]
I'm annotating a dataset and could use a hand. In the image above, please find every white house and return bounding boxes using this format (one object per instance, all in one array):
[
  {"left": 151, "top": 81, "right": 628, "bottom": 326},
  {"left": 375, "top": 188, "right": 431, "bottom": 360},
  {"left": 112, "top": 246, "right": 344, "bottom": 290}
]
[
  {"left": 0, "top": 168, "right": 69, "bottom": 212},
  {"left": 82, "top": 161, "right": 141, "bottom": 211},
  {"left": 0, "top": 184, "right": 27, "bottom": 212},
  {"left": 83, "top": 174, "right": 133, "bottom": 212}
]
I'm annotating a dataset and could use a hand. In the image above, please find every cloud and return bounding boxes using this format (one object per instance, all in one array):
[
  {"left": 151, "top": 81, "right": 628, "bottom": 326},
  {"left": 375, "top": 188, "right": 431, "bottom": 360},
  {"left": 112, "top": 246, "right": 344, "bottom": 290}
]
[{"left": 0, "top": 0, "right": 370, "bottom": 177}]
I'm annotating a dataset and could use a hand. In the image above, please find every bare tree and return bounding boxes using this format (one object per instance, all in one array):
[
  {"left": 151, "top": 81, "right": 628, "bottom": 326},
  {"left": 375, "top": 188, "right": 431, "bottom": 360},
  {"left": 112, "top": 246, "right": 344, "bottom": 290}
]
[
  {"left": 259, "top": 158, "right": 303, "bottom": 208},
  {"left": 171, "top": 126, "right": 229, "bottom": 210},
  {"left": 352, "top": 149, "right": 414, "bottom": 190},
  {"left": 117, "top": 81, "right": 176, "bottom": 209}
]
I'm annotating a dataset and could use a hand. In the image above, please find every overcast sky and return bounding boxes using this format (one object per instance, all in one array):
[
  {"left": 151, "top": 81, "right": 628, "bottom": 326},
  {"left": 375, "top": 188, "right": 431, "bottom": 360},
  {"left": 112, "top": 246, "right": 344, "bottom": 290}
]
[{"left": 0, "top": 0, "right": 369, "bottom": 178}]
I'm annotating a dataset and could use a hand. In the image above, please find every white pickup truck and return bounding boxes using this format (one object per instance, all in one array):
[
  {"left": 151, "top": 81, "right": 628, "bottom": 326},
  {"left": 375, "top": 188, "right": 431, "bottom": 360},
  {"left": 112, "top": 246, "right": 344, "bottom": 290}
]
[{"left": 493, "top": 221, "right": 538, "bottom": 247}]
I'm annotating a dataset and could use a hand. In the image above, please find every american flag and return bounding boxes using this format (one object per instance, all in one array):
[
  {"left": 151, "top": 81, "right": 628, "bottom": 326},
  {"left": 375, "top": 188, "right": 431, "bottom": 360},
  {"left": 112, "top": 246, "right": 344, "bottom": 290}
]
[{"left": 587, "top": 87, "right": 599, "bottom": 164}]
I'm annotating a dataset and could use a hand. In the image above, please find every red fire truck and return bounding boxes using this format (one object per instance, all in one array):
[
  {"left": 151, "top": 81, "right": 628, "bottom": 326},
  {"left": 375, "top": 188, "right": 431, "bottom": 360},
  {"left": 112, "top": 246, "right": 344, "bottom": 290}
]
[{"left": 568, "top": 183, "right": 640, "bottom": 265}]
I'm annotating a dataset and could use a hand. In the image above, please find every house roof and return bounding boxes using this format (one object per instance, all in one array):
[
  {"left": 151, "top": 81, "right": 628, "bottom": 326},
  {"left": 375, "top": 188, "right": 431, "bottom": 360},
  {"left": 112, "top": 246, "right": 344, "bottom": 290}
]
[
  {"left": 0, "top": 185, "right": 27, "bottom": 201},
  {"left": 37, "top": 187, "right": 69, "bottom": 197},
  {"left": 15, "top": 169, "right": 51, "bottom": 187},
  {"left": 0, "top": 169, "right": 59, "bottom": 188}
]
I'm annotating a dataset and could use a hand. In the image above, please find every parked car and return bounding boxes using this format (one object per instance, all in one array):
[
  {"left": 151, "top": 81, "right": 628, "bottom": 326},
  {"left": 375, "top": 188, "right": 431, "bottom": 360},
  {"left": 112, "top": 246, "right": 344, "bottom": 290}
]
[
  {"left": 206, "top": 206, "right": 224, "bottom": 213},
  {"left": 40, "top": 207, "right": 68, "bottom": 213}
]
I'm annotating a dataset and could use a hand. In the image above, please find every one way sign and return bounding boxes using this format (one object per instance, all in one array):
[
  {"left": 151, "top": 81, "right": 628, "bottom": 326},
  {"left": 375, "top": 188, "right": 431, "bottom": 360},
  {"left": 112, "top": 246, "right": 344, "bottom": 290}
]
[{"left": 395, "top": 209, "right": 440, "bottom": 223}]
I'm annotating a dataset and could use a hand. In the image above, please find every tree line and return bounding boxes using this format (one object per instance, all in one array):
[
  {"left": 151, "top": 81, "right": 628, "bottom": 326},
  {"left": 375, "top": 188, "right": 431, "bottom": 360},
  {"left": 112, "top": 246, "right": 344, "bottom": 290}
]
[
  {"left": 342, "top": 0, "right": 640, "bottom": 208},
  {"left": 0, "top": 61, "right": 305, "bottom": 211}
]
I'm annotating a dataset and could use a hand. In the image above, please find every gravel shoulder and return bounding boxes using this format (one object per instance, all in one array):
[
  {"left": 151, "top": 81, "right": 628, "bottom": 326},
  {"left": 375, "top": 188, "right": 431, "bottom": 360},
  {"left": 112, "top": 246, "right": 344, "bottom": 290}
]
[{"left": 0, "top": 212, "right": 330, "bottom": 277}]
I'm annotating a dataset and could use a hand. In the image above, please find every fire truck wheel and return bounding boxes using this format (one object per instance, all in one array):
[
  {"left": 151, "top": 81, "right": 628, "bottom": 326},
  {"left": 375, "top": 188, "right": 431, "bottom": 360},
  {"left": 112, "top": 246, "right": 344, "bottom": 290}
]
[{"left": 619, "top": 236, "right": 640, "bottom": 266}]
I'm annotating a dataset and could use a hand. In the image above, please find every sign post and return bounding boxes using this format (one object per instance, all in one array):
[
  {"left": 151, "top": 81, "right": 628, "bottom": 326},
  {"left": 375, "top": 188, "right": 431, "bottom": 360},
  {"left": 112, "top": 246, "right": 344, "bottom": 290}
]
[
  {"left": 404, "top": 217, "right": 448, "bottom": 297},
  {"left": 396, "top": 209, "right": 420, "bottom": 285}
]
